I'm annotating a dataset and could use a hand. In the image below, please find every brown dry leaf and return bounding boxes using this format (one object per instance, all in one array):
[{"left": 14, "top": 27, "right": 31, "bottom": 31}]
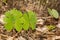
[
  {"left": 28, "top": 37, "right": 33, "bottom": 40},
  {"left": 18, "top": 36, "right": 26, "bottom": 40},
  {"left": 36, "top": 26, "right": 48, "bottom": 33},
  {"left": 14, "top": 38, "right": 18, "bottom": 40},
  {"left": 7, "top": 36, "right": 14, "bottom": 40},
  {"left": 0, "top": 35, "right": 2, "bottom": 40},
  {"left": 56, "top": 23, "right": 60, "bottom": 28},
  {"left": 0, "top": 15, "right": 5, "bottom": 24},
  {"left": 52, "top": 36, "right": 60, "bottom": 40},
  {"left": 37, "top": 19, "right": 45, "bottom": 25},
  {"left": 47, "top": 36, "right": 53, "bottom": 40}
]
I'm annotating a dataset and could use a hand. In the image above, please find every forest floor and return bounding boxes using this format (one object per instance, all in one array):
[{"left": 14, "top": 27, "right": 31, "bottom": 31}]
[{"left": 0, "top": 0, "right": 60, "bottom": 40}]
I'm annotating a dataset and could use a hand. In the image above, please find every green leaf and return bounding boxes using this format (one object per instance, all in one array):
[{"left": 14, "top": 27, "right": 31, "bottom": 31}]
[
  {"left": 4, "top": 23, "right": 13, "bottom": 31},
  {"left": 51, "top": 9, "right": 59, "bottom": 19},
  {"left": 27, "top": 10, "right": 37, "bottom": 30},
  {"left": 4, "top": 11, "right": 14, "bottom": 31},
  {"left": 11, "top": 9, "right": 23, "bottom": 32},
  {"left": 47, "top": 8, "right": 52, "bottom": 16},
  {"left": 46, "top": 25, "right": 56, "bottom": 30},
  {"left": 10, "top": 8, "right": 22, "bottom": 18},
  {"left": 48, "top": 8, "right": 59, "bottom": 19},
  {"left": 14, "top": 18, "right": 22, "bottom": 32},
  {"left": 23, "top": 13, "right": 29, "bottom": 30},
  {"left": 2, "top": 0, "right": 7, "bottom": 3}
]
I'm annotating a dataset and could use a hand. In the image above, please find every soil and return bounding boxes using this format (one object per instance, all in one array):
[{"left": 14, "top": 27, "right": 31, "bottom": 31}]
[{"left": 0, "top": 0, "right": 60, "bottom": 40}]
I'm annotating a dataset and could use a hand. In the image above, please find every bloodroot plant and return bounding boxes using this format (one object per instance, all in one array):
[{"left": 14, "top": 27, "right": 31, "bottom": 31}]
[{"left": 48, "top": 8, "right": 59, "bottom": 19}]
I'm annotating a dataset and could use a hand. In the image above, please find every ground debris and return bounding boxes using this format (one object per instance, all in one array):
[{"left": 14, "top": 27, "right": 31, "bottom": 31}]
[{"left": 0, "top": 0, "right": 60, "bottom": 40}]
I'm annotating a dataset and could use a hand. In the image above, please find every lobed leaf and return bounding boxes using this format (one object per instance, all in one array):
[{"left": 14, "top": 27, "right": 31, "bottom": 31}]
[
  {"left": 4, "top": 11, "right": 14, "bottom": 31},
  {"left": 14, "top": 18, "right": 22, "bottom": 32},
  {"left": 23, "top": 13, "right": 29, "bottom": 30},
  {"left": 27, "top": 10, "right": 37, "bottom": 30}
]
